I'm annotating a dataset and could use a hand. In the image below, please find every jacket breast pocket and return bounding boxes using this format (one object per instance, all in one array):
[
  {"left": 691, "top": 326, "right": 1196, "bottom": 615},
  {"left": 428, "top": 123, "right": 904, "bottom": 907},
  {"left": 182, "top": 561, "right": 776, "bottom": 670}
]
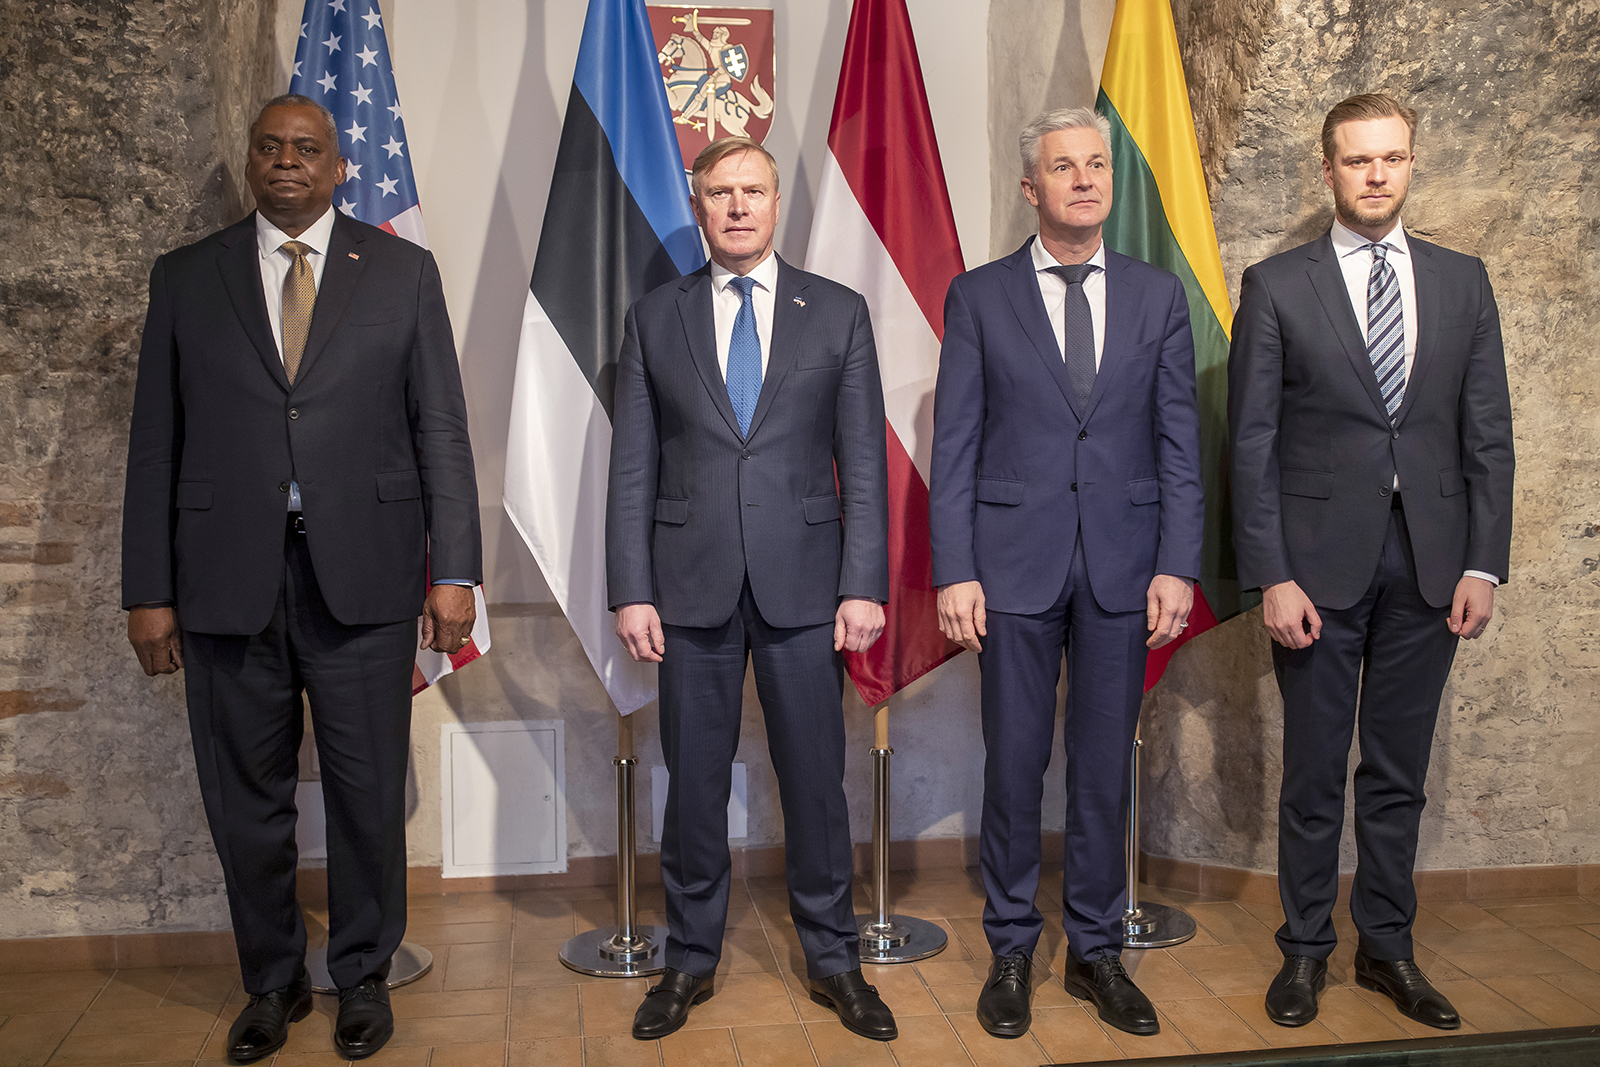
[
  {"left": 654, "top": 497, "right": 689, "bottom": 525},
  {"left": 803, "top": 494, "right": 842, "bottom": 524},
  {"left": 176, "top": 481, "right": 212, "bottom": 509},
  {"left": 346, "top": 304, "right": 406, "bottom": 326},
  {"left": 1128, "top": 477, "right": 1159, "bottom": 505},
  {"left": 376, "top": 470, "right": 421, "bottom": 501},
  {"left": 1280, "top": 468, "right": 1334, "bottom": 499},
  {"left": 796, "top": 348, "right": 844, "bottom": 371},
  {"left": 1439, "top": 467, "right": 1467, "bottom": 497},
  {"left": 975, "top": 478, "right": 1024, "bottom": 506}
]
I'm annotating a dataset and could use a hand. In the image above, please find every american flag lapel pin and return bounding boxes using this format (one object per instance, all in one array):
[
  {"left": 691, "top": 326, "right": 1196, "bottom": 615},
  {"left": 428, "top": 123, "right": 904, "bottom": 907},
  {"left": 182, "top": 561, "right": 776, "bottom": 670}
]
[
  {"left": 793, "top": 296, "right": 806, "bottom": 308},
  {"left": 348, "top": 252, "right": 360, "bottom": 260}
]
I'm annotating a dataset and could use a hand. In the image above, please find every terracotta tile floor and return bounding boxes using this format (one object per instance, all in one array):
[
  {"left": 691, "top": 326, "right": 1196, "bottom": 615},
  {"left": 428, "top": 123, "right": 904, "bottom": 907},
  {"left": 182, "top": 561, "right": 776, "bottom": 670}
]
[{"left": 6, "top": 866, "right": 1600, "bottom": 1066}]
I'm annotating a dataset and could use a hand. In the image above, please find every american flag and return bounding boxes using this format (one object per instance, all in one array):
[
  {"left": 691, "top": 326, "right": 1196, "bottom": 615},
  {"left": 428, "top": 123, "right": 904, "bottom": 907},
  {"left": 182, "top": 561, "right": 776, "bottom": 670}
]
[{"left": 289, "top": 0, "right": 489, "bottom": 693}]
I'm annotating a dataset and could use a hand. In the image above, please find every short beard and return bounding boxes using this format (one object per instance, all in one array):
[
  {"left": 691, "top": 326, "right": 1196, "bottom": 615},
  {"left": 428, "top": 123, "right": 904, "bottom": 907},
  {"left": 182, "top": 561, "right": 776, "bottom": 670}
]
[{"left": 1335, "top": 185, "right": 1407, "bottom": 232}]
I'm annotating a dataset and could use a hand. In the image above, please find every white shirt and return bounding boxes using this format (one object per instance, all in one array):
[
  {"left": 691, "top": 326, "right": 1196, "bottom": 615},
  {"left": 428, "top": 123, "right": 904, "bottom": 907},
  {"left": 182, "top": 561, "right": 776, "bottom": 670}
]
[
  {"left": 1032, "top": 236, "right": 1107, "bottom": 369},
  {"left": 710, "top": 252, "right": 778, "bottom": 379},
  {"left": 256, "top": 207, "right": 337, "bottom": 361},
  {"left": 1331, "top": 219, "right": 1498, "bottom": 588}
]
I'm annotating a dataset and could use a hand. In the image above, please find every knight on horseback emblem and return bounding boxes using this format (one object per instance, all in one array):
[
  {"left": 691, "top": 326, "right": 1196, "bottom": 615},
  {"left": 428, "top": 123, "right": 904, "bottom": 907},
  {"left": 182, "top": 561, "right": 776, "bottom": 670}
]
[{"left": 650, "top": 5, "right": 776, "bottom": 169}]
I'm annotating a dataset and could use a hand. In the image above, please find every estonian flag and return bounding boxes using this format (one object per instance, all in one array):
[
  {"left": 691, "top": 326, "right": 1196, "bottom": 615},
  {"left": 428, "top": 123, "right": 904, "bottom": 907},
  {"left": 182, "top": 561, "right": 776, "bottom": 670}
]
[{"left": 502, "top": 0, "right": 704, "bottom": 714}]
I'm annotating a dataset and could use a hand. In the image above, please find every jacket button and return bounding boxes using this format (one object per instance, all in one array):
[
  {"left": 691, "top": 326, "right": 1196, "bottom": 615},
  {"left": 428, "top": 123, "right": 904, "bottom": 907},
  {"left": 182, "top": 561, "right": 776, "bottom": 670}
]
[
  {"left": 1392, "top": 430, "right": 1400, "bottom": 439},
  {"left": 1078, "top": 430, "right": 1088, "bottom": 440},
  {"left": 1070, "top": 482, "right": 1078, "bottom": 492},
  {"left": 1379, "top": 486, "right": 1391, "bottom": 497},
  {"left": 278, "top": 482, "right": 290, "bottom": 493},
  {"left": 740, "top": 449, "right": 751, "bottom": 459},
  {"left": 288, "top": 408, "right": 299, "bottom": 420}
]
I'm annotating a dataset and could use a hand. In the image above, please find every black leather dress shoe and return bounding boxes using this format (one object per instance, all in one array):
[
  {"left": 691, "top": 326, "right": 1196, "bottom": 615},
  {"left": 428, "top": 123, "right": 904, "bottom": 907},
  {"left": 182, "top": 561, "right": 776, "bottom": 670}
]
[
  {"left": 976, "top": 952, "right": 1033, "bottom": 1037},
  {"left": 1265, "top": 955, "right": 1327, "bottom": 1026},
  {"left": 632, "top": 968, "right": 714, "bottom": 1040},
  {"left": 1354, "top": 951, "right": 1460, "bottom": 1030},
  {"left": 808, "top": 969, "right": 898, "bottom": 1041},
  {"left": 226, "top": 967, "right": 312, "bottom": 1063},
  {"left": 1062, "top": 955, "right": 1159, "bottom": 1035},
  {"left": 333, "top": 975, "right": 395, "bottom": 1059}
]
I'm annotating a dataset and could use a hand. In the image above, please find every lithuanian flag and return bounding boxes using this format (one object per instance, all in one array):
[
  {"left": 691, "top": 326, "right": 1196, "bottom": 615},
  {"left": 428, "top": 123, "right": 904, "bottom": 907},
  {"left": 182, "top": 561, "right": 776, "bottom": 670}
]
[{"left": 1096, "top": 0, "right": 1247, "bottom": 688}]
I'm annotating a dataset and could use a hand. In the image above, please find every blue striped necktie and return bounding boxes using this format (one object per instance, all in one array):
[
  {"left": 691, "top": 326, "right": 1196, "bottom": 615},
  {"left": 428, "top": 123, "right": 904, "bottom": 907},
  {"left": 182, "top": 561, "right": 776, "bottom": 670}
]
[
  {"left": 1364, "top": 243, "right": 1406, "bottom": 421},
  {"left": 726, "top": 275, "right": 761, "bottom": 437}
]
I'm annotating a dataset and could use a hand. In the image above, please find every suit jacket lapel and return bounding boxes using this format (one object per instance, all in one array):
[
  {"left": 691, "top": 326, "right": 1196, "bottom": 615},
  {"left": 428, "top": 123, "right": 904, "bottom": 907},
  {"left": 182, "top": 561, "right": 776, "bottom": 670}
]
[
  {"left": 1393, "top": 235, "right": 1437, "bottom": 427},
  {"left": 745, "top": 257, "right": 804, "bottom": 441},
  {"left": 676, "top": 266, "right": 744, "bottom": 440},
  {"left": 292, "top": 212, "right": 368, "bottom": 389},
  {"left": 217, "top": 214, "right": 290, "bottom": 393},
  {"left": 1306, "top": 231, "right": 1390, "bottom": 421},
  {"left": 1001, "top": 238, "right": 1079, "bottom": 417}
]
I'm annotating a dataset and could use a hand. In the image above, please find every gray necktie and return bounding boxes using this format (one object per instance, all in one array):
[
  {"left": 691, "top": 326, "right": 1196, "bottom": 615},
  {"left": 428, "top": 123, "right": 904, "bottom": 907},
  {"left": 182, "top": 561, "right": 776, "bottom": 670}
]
[{"left": 1049, "top": 263, "right": 1098, "bottom": 408}]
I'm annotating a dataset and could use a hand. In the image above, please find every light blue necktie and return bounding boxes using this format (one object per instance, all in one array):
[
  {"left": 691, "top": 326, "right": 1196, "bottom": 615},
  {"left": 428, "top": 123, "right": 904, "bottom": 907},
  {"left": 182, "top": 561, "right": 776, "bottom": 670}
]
[
  {"left": 1365, "top": 243, "right": 1406, "bottom": 422},
  {"left": 726, "top": 275, "right": 761, "bottom": 437}
]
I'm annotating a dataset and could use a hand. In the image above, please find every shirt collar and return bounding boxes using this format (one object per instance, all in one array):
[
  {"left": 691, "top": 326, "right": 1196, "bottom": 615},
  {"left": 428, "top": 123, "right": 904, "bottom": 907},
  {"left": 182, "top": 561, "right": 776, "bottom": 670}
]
[
  {"left": 1331, "top": 216, "right": 1408, "bottom": 259},
  {"left": 257, "top": 206, "right": 337, "bottom": 260},
  {"left": 1031, "top": 235, "right": 1106, "bottom": 274},
  {"left": 710, "top": 250, "right": 780, "bottom": 294}
]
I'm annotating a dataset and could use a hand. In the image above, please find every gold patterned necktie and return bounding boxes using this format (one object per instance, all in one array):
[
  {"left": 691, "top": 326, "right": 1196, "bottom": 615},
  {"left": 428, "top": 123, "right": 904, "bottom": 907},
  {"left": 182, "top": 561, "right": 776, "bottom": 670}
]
[{"left": 279, "top": 240, "right": 316, "bottom": 384}]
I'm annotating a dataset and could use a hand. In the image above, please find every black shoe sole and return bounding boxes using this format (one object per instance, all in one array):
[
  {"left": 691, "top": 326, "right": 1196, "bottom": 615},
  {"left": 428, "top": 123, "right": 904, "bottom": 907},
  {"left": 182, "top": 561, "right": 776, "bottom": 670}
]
[
  {"left": 1061, "top": 976, "right": 1159, "bottom": 1036},
  {"left": 807, "top": 991, "right": 898, "bottom": 1042},
  {"left": 1354, "top": 974, "right": 1461, "bottom": 1030},
  {"left": 228, "top": 996, "right": 313, "bottom": 1064},
  {"left": 977, "top": 1014, "right": 1031, "bottom": 1038},
  {"left": 631, "top": 988, "right": 713, "bottom": 1041},
  {"left": 1264, "top": 1005, "right": 1318, "bottom": 1027}
]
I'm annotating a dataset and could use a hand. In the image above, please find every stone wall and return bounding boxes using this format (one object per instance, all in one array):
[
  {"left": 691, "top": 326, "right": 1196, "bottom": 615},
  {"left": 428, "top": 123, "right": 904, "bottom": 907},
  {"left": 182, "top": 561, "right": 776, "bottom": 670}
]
[
  {"left": 1139, "top": 0, "right": 1600, "bottom": 872},
  {"left": 0, "top": 0, "right": 278, "bottom": 938}
]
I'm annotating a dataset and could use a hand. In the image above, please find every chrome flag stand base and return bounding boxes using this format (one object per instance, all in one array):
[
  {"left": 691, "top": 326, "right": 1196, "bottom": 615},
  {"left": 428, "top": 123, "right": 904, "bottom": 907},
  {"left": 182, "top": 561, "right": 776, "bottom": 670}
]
[
  {"left": 1122, "top": 730, "right": 1196, "bottom": 949},
  {"left": 307, "top": 941, "right": 432, "bottom": 994},
  {"left": 560, "top": 716, "right": 668, "bottom": 977},
  {"left": 854, "top": 707, "right": 948, "bottom": 964}
]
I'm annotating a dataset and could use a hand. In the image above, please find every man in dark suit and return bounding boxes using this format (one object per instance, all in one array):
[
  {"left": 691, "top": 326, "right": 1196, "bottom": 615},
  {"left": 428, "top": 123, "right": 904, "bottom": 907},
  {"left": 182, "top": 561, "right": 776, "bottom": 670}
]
[
  {"left": 607, "top": 136, "right": 894, "bottom": 1042},
  {"left": 1229, "top": 93, "right": 1513, "bottom": 1031},
  {"left": 122, "top": 96, "right": 481, "bottom": 1061},
  {"left": 930, "top": 108, "right": 1204, "bottom": 1039}
]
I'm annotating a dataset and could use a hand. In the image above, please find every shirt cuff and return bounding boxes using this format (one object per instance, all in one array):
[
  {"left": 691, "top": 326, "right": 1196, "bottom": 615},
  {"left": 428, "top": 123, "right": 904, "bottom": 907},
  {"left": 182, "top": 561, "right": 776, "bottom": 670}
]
[
  {"left": 431, "top": 579, "right": 477, "bottom": 587},
  {"left": 1462, "top": 570, "right": 1500, "bottom": 587}
]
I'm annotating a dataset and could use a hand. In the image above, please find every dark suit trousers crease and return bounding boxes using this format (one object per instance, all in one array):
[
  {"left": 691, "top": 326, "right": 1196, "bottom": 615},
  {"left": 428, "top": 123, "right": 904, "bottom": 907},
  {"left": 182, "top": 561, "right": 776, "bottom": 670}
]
[
  {"left": 658, "top": 581, "right": 858, "bottom": 980},
  {"left": 978, "top": 537, "right": 1148, "bottom": 962},
  {"left": 1273, "top": 504, "right": 1459, "bottom": 961},
  {"left": 183, "top": 523, "right": 416, "bottom": 993}
]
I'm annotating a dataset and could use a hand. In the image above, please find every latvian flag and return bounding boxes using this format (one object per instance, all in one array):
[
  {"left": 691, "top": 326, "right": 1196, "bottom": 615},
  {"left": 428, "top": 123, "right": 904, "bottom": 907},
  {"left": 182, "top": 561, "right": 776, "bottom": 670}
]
[
  {"left": 289, "top": 0, "right": 491, "bottom": 694},
  {"left": 1096, "top": 0, "right": 1240, "bottom": 689},
  {"left": 502, "top": 0, "right": 704, "bottom": 715},
  {"left": 806, "top": 0, "right": 964, "bottom": 706}
]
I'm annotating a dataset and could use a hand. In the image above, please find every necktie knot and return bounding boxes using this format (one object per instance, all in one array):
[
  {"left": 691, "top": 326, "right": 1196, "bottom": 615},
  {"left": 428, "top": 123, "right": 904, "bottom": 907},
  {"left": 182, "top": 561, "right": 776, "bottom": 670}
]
[
  {"left": 1364, "top": 242, "right": 1389, "bottom": 266},
  {"left": 1048, "top": 263, "right": 1097, "bottom": 286},
  {"left": 281, "top": 240, "right": 315, "bottom": 261},
  {"left": 729, "top": 275, "right": 756, "bottom": 300}
]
